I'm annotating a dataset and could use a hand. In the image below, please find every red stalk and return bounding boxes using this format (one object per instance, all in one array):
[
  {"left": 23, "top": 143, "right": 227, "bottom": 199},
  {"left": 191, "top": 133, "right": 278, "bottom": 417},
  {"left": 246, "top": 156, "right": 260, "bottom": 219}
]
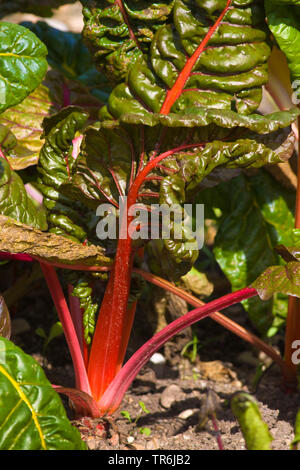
[
  {"left": 1, "top": 252, "right": 285, "bottom": 373},
  {"left": 160, "top": 0, "right": 232, "bottom": 114},
  {"left": 87, "top": 142, "right": 205, "bottom": 402},
  {"left": 134, "top": 268, "right": 287, "bottom": 373},
  {"left": 97, "top": 287, "right": 258, "bottom": 414},
  {"left": 283, "top": 113, "right": 300, "bottom": 388},
  {"left": 87, "top": 219, "right": 135, "bottom": 401},
  {"left": 39, "top": 263, "right": 91, "bottom": 396}
]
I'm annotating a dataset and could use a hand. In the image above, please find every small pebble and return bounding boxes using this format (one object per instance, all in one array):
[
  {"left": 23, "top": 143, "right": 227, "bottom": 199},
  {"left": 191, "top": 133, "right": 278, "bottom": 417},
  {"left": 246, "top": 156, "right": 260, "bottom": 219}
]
[
  {"left": 150, "top": 353, "right": 166, "bottom": 364},
  {"left": 160, "top": 384, "right": 185, "bottom": 409},
  {"left": 178, "top": 409, "right": 195, "bottom": 420},
  {"left": 146, "top": 438, "right": 159, "bottom": 450}
]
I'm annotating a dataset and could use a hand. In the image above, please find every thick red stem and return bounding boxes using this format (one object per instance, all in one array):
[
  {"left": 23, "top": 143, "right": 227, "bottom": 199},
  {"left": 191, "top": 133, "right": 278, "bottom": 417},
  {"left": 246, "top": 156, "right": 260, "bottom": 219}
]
[
  {"left": 134, "top": 268, "right": 286, "bottom": 373},
  {"left": 97, "top": 287, "right": 258, "bottom": 414},
  {"left": 40, "top": 263, "right": 91, "bottom": 395},
  {"left": 87, "top": 212, "right": 135, "bottom": 401},
  {"left": 87, "top": 142, "right": 204, "bottom": 401},
  {"left": 284, "top": 114, "right": 300, "bottom": 388}
]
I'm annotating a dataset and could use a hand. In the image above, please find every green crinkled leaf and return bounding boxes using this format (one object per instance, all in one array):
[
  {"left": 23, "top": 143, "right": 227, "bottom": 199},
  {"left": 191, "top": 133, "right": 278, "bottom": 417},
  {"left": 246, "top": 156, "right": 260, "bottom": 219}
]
[
  {"left": 0, "top": 22, "right": 106, "bottom": 171},
  {"left": 265, "top": 0, "right": 300, "bottom": 101},
  {"left": 197, "top": 170, "right": 298, "bottom": 336},
  {"left": 0, "top": 22, "right": 47, "bottom": 114},
  {"left": 231, "top": 392, "right": 273, "bottom": 450},
  {"left": 81, "top": 0, "right": 175, "bottom": 84},
  {"left": 91, "top": 0, "right": 271, "bottom": 116},
  {"left": 103, "top": 107, "right": 300, "bottom": 134},
  {"left": 0, "top": 157, "right": 47, "bottom": 230},
  {"left": 36, "top": 107, "right": 107, "bottom": 244},
  {"left": 60, "top": 109, "right": 296, "bottom": 279},
  {"left": 0, "top": 337, "right": 87, "bottom": 450}
]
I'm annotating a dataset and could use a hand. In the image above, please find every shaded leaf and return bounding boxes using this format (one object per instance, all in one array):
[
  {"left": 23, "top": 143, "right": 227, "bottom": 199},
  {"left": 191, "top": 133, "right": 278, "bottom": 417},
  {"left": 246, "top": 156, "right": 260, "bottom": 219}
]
[
  {"left": 0, "top": 296, "right": 10, "bottom": 339},
  {"left": 0, "top": 22, "right": 47, "bottom": 114},
  {"left": 231, "top": 392, "right": 273, "bottom": 450},
  {"left": 0, "top": 337, "right": 87, "bottom": 450},
  {"left": 0, "top": 157, "right": 47, "bottom": 229},
  {"left": 22, "top": 21, "right": 111, "bottom": 103},
  {"left": 197, "top": 170, "right": 299, "bottom": 336}
]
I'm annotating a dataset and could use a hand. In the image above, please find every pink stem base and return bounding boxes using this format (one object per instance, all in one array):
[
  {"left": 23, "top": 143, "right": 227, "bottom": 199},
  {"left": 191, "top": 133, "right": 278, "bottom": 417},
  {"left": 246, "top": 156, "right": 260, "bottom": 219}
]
[{"left": 97, "top": 287, "right": 258, "bottom": 415}]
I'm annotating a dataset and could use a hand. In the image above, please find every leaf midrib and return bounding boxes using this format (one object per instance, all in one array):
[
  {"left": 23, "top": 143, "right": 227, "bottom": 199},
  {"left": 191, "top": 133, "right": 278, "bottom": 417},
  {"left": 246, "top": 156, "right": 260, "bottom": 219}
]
[{"left": 0, "top": 364, "right": 46, "bottom": 450}]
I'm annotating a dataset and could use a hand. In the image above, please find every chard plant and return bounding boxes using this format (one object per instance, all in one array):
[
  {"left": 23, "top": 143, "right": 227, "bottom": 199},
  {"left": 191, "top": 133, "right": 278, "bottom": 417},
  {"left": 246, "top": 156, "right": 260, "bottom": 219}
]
[{"left": 1, "top": 0, "right": 300, "bottom": 447}]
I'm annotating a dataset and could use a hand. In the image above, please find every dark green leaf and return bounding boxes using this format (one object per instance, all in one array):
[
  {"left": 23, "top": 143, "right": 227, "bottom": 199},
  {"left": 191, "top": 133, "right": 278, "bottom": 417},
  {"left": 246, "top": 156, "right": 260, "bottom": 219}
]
[
  {"left": 291, "top": 408, "right": 300, "bottom": 449},
  {"left": 0, "top": 157, "right": 47, "bottom": 229},
  {"left": 82, "top": 0, "right": 270, "bottom": 115},
  {"left": 22, "top": 21, "right": 112, "bottom": 103},
  {"left": 197, "top": 170, "right": 298, "bottom": 335},
  {"left": 0, "top": 337, "right": 87, "bottom": 450}
]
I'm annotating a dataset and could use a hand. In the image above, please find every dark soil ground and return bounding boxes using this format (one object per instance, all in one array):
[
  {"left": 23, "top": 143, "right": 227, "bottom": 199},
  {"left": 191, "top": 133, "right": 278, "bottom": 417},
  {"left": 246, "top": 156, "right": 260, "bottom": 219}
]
[{"left": 8, "top": 269, "right": 300, "bottom": 452}]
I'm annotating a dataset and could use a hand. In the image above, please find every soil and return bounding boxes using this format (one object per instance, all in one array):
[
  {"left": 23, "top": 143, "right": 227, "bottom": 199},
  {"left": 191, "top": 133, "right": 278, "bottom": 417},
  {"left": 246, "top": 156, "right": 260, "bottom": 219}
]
[{"left": 8, "top": 272, "right": 300, "bottom": 452}]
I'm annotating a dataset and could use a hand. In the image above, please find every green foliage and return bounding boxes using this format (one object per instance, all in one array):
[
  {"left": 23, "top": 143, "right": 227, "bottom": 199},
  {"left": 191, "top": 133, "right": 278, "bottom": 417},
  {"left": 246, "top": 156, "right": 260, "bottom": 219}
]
[
  {"left": 264, "top": 0, "right": 300, "bottom": 101},
  {"left": 291, "top": 408, "right": 300, "bottom": 449},
  {"left": 0, "top": 22, "right": 47, "bottom": 114},
  {"left": 72, "top": 278, "right": 98, "bottom": 345},
  {"left": 82, "top": 0, "right": 269, "bottom": 116},
  {"left": 231, "top": 392, "right": 274, "bottom": 450},
  {"left": 35, "top": 321, "right": 63, "bottom": 354},
  {"left": 252, "top": 243, "right": 300, "bottom": 300},
  {"left": 197, "top": 169, "right": 299, "bottom": 336},
  {"left": 0, "top": 337, "right": 87, "bottom": 450},
  {"left": 0, "top": 158, "right": 47, "bottom": 230},
  {"left": 22, "top": 21, "right": 112, "bottom": 103}
]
